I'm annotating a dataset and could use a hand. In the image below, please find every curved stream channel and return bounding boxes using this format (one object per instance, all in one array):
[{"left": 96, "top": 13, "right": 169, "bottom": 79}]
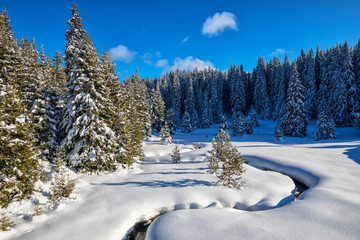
[{"left": 123, "top": 165, "right": 309, "bottom": 240}]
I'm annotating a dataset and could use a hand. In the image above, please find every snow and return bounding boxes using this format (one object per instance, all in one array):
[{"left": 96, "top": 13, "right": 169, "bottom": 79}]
[{"left": 1, "top": 121, "right": 360, "bottom": 240}]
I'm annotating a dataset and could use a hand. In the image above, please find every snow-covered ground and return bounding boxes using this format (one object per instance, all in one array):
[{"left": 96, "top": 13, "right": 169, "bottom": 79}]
[{"left": 1, "top": 121, "right": 360, "bottom": 240}]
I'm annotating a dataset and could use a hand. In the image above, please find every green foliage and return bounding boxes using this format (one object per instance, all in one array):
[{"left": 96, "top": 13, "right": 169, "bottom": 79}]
[
  {"left": 0, "top": 80, "right": 43, "bottom": 208},
  {"left": 171, "top": 145, "right": 181, "bottom": 163},
  {"left": 208, "top": 129, "right": 246, "bottom": 188},
  {"left": 49, "top": 151, "right": 75, "bottom": 206},
  {"left": 0, "top": 209, "right": 13, "bottom": 231}
]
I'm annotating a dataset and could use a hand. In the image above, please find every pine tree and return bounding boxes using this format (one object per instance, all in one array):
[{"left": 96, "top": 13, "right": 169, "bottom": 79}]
[
  {"left": 184, "top": 77, "right": 198, "bottom": 127},
  {"left": 274, "top": 122, "right": 284, "bottom": 141},
  {"left": 342, "top": 40, "right": 359, "bottom": 117},
  {"left": 159, "top": 122, "right": 172, "bottom": 145},
  {"left": 219, "top": 115, "right": 229, "bottom": 131},
  {"left": 0, "top": 78, "right": 43, "bottom": 208},
  {"left": 200, "top": 88, "right": 211, "bottom": 128},
  {"left": 165, "top": 109, "right": 176, "bottom": 135},
  {"left": 171, "top": 145, "right": 181, "bottom": 163},
  {"left": 150, "top": 86, "right": 165, "bottom": 132},
  {"left": 208, "top": 129, "right": 245, "bottom": 188},
  {"left": 182, "top": 111, "right": 192, "bottom": 133},
  {"left": 304, "top": 49, "right": 317, "bottom": 120},
  {"left": 61, "top": 5, "right": 121, "bottom": 172},
  {"left": 231, "top": 111, "right": 248, "bottom": 136},
  {"left": 248, "top": 106, "right": 259, "bottom": 128},
  {"left": 49, "top": 150, "right": 75, "bottom": 206},
  {"left": 315, "top": 111, "right": 336, "bottom": 141},
  {"left": 282, "top": 62, "right": 308, "bottom": 137},
  {"left": 254, "top": 57, "right": 270, "bottom": 119}
]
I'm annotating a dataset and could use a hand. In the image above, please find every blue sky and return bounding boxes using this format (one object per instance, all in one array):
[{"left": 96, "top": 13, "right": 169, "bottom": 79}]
[{"left": 3, "top": 0, "right": 360, "bottom": 78}]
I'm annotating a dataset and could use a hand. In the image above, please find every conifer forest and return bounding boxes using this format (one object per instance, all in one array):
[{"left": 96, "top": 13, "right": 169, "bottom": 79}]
[{"left": 1, "top": 3, "right": 360, "bottom": 240}]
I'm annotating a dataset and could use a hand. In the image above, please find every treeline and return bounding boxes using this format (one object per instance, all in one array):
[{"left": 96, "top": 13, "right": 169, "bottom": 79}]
[
  {"left": 0, "top": 4, "right": 149, "bottom": 208},
  {"left": 145, "top": 39, "right": 360, "bottom": 136}
]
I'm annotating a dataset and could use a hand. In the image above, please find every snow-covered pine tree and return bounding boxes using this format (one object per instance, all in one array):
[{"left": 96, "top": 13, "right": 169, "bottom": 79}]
[
  {"left": 171, "top": 145, "right": 181, "bottom": 163},
  {"left": 328, "top": 45, "right": 349, "bottom": 127},
  {"left": 121, "top": 70, "right": 151, "bottom": 164},
  {"left": 315, "top": 111, "right": 336, "bottom": 141},
  {"left": 160, "top": 122, "right": 172, "bottom": 145},
  {"left": 208, "top": 129, "right": 245, "bottom": 188},
  {"left": 231, "top": 111, "right": 248, "bottom": 136},
  {"left": 282, "top": 62, "right": 308, "bottom": 137},
  {"left": 200, "top": 87, "right": 211, "bottom": 128},
  {"left": 182, "top": 111, "right": 192, "bottom": 133},
  {"left": 341, "top": 40, "right": 359, "bottom": 117},
  {"left": 254, "top": 57, "right": 270, "bottom": 119},
  {"left": 165, "top": 108, "right": 176, "bottom": 135},
  {"left": 0, "top": 78, "right": 43, "bottom": 208},
  {"left": 274, "top": 122, "right": 284, "bottom": 141},
  {"left": 150, "top": 86, "right": 165, "bottom": 132},
  {"left": 219, "top": 115, "right": 229, "bottom": 131},
  {"left": 304, "top": 49, "right": 317, "bottom": 120},
  {"left": 248, "top": 106, "right": 259, "bottom": 128},
  {"left": 61, "top": 5, "right": 120, "bottom": 172},
  {"left": 184, "top": 77, "right": 198, "bottom": 127},
  {"left": 169, "top": 73, "right": 181, "bottom": 126}
]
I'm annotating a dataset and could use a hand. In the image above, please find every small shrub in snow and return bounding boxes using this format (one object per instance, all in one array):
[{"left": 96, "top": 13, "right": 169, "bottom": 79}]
[
  {"left": 159, "top": 122, "right": 172, "bottom": 145},
  {"left": 49, "top": 152, "right": 75, "bottom": 206},
  {"left": 171, "top": 145, "right": 181, "bottom": 163},
  {"left": 315, "top": 111, "right": 336, "bottom": 141},
  {"left": 208, "top": 129, "right": 246, "bottom": 188},
  {"left": 193, "top": 143, "right": 201, "bottom": 149},
  {"left": 274, "top": 122, "right": 284, "bottom": 141},
  {"left": 0, "top": 209, "right": 13, "bottom": 231},
  {"left": 34, "top": 202, "right": 42, "bottom": 216}
]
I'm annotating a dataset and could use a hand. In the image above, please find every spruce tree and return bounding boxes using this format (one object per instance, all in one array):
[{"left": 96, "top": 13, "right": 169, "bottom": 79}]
[
  {"left": 274, "top": 122, "right": 284, "bottom": 141},
  {"left": 150, "top": 86, "right": 165, "bottom": 132},
  {"left": 304, "top": 49, "right": 317, "bottom": 120},
  {"left": 219, "top": 115, "right": 229, "bottom": 131},
  {"left": 0, "top": 78, "right": 42, "bottom": 207},
  {"left": 171, "top": 145, "right": 181, "bottom": 163},
  {"left": 61, "top": 5, "right": 120, "bottom": 172},
  {"left": 182, "top": 111, "right": 192, "bottom": 133},
  {"left": 315, "top": 111, "right": 336, "bottom": 141},
  {"left": 282, "top": 62, "right": 307, "bottom": 137},
  {"left": 208, "top": 129, "right": 245, "bottom": 188},
  {"left": 160, "top": 122, "right": 172, "bottom": 145},
  {"left": 254, "top": 57, "right": 270, "bottom": 119},
  {"left": 165, "top": 109, "right": 176, "bottom": 135},
  {"left": 231, "top": 111, "right": 248, "bottom": 136}
]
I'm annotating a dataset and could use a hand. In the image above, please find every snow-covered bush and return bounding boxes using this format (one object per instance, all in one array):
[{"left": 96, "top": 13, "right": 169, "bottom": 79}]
[
  {"left": 208, "top": 129, "right": 246, "bottom": 188},
  {"left": 315, "top": 111, "right": 336, "bottom": 141}
]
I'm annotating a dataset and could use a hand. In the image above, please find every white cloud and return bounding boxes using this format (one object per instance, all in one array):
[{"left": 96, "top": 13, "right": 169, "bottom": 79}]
[
  {"left": 155, "top": 59, "right": 169, "bottom": 68},
  {"left": 201, "top": 12, "right": 238, "bottom": 37},
  {"left": 181, "top": 36, "right": 190, "bottom": 44},
  {"left": 163, "top": 56, "right": 214, "bottom": 73},
  {"left": 271, "top": 48, "right": 286, "bottom": 56},
  {"left": 155, "top": 51, "right": 161, "bottom": 58},
  {"left": 109, "top": 45, "right": 137, "bottom": 63}
]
